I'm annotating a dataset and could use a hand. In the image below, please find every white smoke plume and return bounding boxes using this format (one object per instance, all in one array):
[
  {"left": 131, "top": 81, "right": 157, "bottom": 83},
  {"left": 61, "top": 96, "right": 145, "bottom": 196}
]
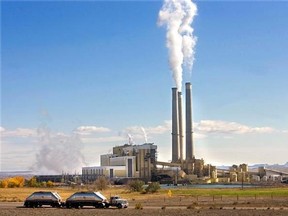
[
  {"left": 158, "top": 0, "right": 197, "bottom": 91},
  {"left": 33, "top": 123, "right": 85, "bottom": 174},
  {"left": 127, "top": 133, "right": 134, "bottom": 145},
  {"left": 141, "top": 126, "right": 148, "bottom": 143}
]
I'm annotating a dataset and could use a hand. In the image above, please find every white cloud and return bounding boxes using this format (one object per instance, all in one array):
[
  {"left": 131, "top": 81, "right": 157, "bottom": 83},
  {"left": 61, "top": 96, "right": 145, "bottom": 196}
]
[
  {"left": 0, "top": 126, "right": 5, "bottom": 133},
  {"left": 81, "top": 136, "right": 126, "bottom": 144},
  {"left": 74, "top": 126, "right": 111, "bottom": 135},
  {"left": 119, "top": 120, "right": 172, "bottom": 144},
  {"left": 1, "top": 127, "right": 37, "bottom": 138},
  {"left": 1, "top": 121, "right": 287, "bottom": 171},
  {"left": 123, "top": 120, "right": 171, "bottom": 136},
  {"left": 145, "top": 120, "right": 172, "bottom": 134},
  {"left": 120, "top": 119, "right": 278, "bottom": 142},
  {"left": 194, "top": 120, "right": 275, "bottom": 135}
]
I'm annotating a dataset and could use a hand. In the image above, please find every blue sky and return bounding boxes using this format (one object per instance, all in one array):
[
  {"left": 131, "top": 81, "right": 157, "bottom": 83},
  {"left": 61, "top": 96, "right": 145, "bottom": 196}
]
[{"left": 1, "top": 1, "right": 288, "bottom": 173}]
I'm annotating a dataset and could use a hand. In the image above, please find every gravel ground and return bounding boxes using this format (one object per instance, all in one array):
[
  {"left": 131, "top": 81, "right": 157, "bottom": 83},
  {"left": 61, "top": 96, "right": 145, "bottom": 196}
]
[
  {"left": 1, "top": 195, "right": 288, "bottom": 216},
  {"left": 1, "top": 201, "right": 288, "bottom": 216},
  {"left": 0, "top": 207, "right": 288, "bottom": 216}
]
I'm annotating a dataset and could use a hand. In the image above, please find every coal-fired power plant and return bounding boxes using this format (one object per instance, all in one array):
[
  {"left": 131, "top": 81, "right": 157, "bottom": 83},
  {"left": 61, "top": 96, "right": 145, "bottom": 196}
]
[
  {"left": 172, "top": 82, "right": 194, "bottom": 163},
  {"left": 79, "top": 83, "right": 217, "bottom": 184}
]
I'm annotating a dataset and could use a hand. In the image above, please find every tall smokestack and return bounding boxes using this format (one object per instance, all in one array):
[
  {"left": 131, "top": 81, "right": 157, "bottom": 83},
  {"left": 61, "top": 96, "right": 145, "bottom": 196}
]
[
  {"left": 178, "top": 91, "right": 183, "bottom": 162},
  {"left": 185, "top": 82, "right": 194, "bottom": 160},
  {"left": 172, "top": 88, "right": 179, "bottom": 162}
]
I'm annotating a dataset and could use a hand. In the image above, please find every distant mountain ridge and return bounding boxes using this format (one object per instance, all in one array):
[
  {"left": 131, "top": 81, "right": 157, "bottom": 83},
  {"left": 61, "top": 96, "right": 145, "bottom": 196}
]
[
  {"left": 0, "top": 171, "right": 34, "bottom": 179},
  {"left": 217, "top": 162, "right": 288, "bottom": 173}
]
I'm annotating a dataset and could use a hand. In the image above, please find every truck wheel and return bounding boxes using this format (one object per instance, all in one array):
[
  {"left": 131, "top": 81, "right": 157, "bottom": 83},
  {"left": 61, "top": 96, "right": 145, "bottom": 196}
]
[{"left": 117, "top": 203, "right": 122, "bottom": 209}]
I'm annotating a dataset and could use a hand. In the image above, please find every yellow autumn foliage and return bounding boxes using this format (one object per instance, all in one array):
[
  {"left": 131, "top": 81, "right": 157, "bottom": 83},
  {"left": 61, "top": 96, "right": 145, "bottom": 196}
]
[{"left": 0, "top": 176, "right": 25, "bottom": 188}]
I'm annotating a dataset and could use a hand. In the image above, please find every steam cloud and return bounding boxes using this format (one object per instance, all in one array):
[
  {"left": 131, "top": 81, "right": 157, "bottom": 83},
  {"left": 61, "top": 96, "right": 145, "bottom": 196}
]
[
  {"left": 141, "top": 126, "right": 148, "bottom": 143},
  {"left": 33, "top": 123, "right": 85, "bottom": 174},
  {"left": 127, "top": 133, "right": 134, "bottom": 145},
  {"left": 158, "top": 0, "right": 197, "bottom": 91}
]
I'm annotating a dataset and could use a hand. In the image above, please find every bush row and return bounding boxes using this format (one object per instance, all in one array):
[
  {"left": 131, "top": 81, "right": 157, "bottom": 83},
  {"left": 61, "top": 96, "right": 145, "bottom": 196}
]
[{"left": 0, "top": 177, "right": 54, "bottom": 188}]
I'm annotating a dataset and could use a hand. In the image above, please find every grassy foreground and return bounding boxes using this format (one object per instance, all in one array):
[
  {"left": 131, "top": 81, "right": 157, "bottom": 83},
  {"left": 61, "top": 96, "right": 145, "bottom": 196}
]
[
  {"left": 1, "top": 186, "right": 288, "bottom": 202},
  {"left": 162, "top": 187, "right": 288, "bottom": 197}
]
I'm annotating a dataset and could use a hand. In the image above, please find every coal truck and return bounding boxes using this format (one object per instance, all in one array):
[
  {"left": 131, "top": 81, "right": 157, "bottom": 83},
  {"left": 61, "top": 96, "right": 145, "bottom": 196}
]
[
  {"left": 65, "top": 191, "right": 128, "bottom": 209},
  {"left": 23, "top": 191, "right": 63, "bottom": 208}
]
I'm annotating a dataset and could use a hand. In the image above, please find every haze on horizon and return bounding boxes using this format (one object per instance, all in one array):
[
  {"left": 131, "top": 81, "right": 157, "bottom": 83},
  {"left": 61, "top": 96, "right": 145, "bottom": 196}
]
[{"left": 1, "top": 1, "right": 288, "bottom": 173}]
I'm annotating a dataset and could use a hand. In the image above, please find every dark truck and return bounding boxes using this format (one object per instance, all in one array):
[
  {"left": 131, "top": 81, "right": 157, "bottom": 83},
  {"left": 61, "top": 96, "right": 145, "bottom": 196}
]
[
  {"left": 65, "top": 191, "right": 128, "bottom": 209},
  {"left": 23, "top": 191, "right": 63, "bottom": 208}
]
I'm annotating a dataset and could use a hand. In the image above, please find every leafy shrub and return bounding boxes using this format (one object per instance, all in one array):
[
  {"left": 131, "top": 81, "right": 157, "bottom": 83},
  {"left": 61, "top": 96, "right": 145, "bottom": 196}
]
[
  {"left": 0, "top": 176, "right": 25, "bottom": 188},
  {"left": 128, "top": 180, "right": 145, "bottom": 192},
  {"left": 0, "top": 179, "right": 9, "bottom": 188},
  {"left": 135, "top": 203, "right": 143, "bottom": 209},
  {"left": 27, "top": 177, "right": 39, "bottom": 187},
  {"left": 187, "top": 204, "right": 196, "bottom": 209},
  {"left": 46, "top": 180, "right": 54, "bottom": 187},
  {"left": 8, "top": 179, "right": 19, "bottom": 188},
  {"left": 95, "top": 176, "right": 108, "bottom": 191},
  {"left": 145, "top": 182, "right": 160, "bottom": 193}
]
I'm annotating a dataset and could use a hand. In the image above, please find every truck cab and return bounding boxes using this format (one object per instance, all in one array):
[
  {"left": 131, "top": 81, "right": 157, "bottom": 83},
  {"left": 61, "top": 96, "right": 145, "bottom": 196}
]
[{"left": 109, "top": 195, "right": 128, "bottom": 208}]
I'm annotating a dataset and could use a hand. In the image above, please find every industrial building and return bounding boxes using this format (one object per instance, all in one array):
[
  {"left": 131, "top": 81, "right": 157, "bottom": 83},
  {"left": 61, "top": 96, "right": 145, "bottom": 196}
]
[
  {"left": 82, "top": 143, "right": 157, "bottom": 183},
  {"left": 82, "top": 165, "right": 129, "bottom": 183}
]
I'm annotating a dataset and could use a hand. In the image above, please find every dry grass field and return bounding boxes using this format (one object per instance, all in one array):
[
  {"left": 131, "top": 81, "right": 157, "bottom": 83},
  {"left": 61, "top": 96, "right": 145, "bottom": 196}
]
[{"left": 1, "top": 185, "right": 288, "bottom": 202}]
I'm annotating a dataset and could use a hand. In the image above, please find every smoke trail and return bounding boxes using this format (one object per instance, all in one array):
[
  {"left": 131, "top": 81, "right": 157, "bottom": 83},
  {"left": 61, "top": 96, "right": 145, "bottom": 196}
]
[
  {"left": 127, "top": 133, "right": 134, "bottom": 145},
  {"left": 158, "top": 0, "right": 197, "bottom": 91},
  {"left": 141, "top": 126, "right": 148, "bottom": 143}
]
